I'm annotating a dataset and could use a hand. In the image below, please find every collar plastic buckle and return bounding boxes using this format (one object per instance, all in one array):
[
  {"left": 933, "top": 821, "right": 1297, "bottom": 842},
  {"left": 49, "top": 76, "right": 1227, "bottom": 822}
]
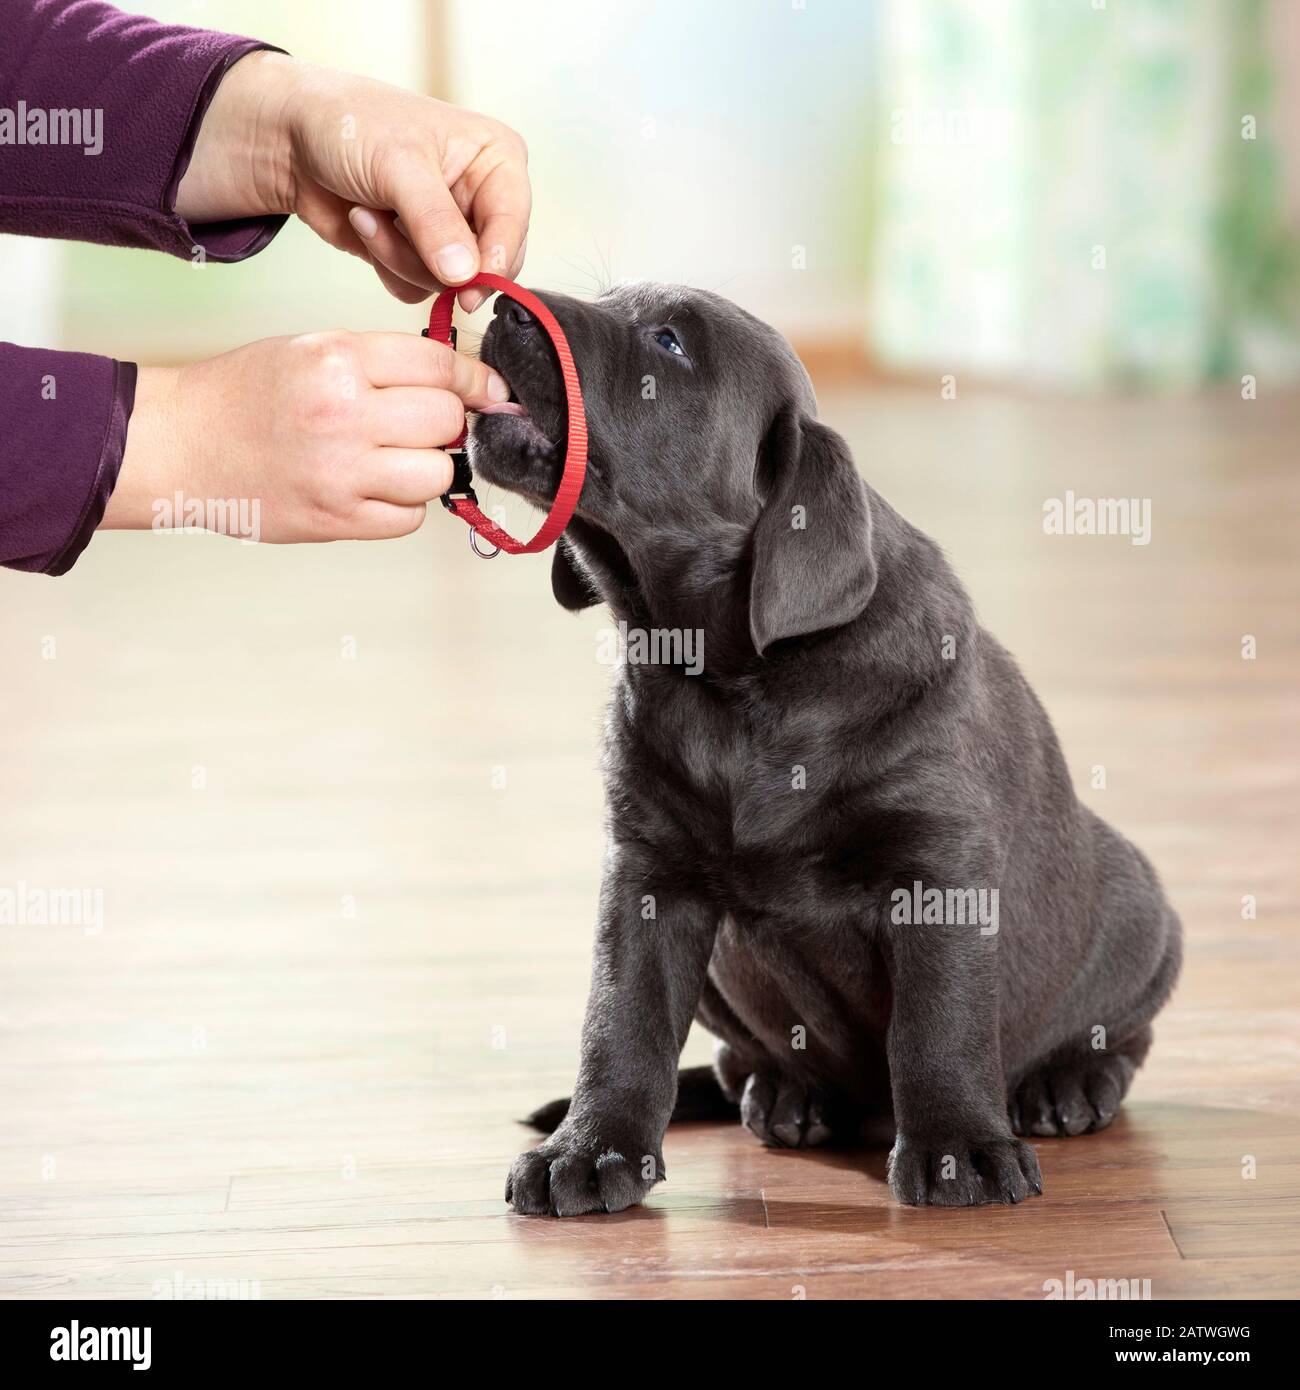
[{"left": 439, "top": 450, "right": 477, "bottom": 512}]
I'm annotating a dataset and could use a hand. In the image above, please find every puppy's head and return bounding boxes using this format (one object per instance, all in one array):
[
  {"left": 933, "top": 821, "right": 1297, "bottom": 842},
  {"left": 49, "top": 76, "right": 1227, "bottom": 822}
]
[{"left": 470, "top": 282, "right": 876, "bottom": 659}]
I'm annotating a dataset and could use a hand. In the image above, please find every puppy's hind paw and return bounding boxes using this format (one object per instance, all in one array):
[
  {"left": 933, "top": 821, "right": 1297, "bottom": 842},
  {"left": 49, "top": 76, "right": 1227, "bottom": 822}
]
[
  {"left": 740, "top": 1071, "right": 837, "bottom": 1149},
  {"left": 1008, "top": 1052, "right": 1137, "bottom": 1138},
  {"left": 888, "top": 1133, "right": 1043, "bottom": 1207}
]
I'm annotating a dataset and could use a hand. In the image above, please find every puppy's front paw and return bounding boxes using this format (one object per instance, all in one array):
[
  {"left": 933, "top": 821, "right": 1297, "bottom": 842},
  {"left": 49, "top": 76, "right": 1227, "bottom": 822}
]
[
  {"left": 506, "top": 1123, "right": 664, "bottom": 1217},
  {"left": 888, "top": 1132, "right": 1043, "bottom": 1207}
]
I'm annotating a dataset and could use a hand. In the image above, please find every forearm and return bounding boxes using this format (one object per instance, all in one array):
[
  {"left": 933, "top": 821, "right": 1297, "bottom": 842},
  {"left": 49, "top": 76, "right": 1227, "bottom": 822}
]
[{"left": 570, "top": 863, "right": 718, "bottom": 1121}]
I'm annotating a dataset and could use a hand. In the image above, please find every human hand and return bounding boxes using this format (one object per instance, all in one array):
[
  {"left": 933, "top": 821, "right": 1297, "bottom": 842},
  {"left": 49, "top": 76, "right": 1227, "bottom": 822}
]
[
  {"left": 176, "top": 51, "right": 530, "bottom": 311},
  {"left": 101, "top": 332, "right": 512, "bottom": 542}
]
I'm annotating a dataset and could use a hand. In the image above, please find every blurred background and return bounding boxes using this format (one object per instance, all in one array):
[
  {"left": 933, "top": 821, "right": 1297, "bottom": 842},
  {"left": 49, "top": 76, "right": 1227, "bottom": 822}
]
[
  {"left": 6, "top": 0, "right": 1299, "bottom": 383},
  {"left": 2, "top": 0, "right": 1298, "bottom": 1297}
]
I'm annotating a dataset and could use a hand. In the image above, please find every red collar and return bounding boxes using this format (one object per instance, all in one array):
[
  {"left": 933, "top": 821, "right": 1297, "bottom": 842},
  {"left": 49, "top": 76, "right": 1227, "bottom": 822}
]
[{"left": 425, "top": 272, "right": 588, "bottom": 557}]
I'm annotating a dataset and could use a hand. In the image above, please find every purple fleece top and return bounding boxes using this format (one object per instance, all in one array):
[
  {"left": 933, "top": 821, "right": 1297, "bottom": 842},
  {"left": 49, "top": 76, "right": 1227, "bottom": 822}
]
[{"left": 0, "top": 0, "right": 285, "bottom": 574}]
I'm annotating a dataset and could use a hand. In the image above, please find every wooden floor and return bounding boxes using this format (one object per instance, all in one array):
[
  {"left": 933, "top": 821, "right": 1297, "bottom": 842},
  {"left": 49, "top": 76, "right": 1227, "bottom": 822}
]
[{"left": 1, "top": 381, "right": 1297, "bottom": 1300}]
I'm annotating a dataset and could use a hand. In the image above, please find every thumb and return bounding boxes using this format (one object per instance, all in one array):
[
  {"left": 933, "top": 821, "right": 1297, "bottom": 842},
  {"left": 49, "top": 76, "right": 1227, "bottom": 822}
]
[{"left": 384, "top": 155, "right": 480, "bottom": 287}]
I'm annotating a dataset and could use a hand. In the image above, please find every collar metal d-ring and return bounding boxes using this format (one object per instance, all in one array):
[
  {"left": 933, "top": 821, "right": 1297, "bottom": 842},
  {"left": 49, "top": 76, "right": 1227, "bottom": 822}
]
[{"left": 469, "top": 528, "right": 501, "bottom": 559}]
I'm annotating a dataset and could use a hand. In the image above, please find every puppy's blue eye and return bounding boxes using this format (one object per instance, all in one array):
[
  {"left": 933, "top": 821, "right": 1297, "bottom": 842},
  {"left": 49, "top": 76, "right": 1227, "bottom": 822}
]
[{"left": 653, "top": 327, "right": 686, "bottom": 357}]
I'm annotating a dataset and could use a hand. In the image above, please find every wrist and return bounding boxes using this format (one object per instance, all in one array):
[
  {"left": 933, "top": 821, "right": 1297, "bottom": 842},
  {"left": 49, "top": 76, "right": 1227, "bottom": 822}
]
[
  {"left": 101, "top": 366, "right": 208, "bottom": 531},
  {"left": 176, "top": 50, "right": 299, "bottom": 223}
]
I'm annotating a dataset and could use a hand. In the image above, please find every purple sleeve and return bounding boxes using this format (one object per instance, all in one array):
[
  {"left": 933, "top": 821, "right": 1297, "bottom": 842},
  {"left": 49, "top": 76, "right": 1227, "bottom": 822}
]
[
  {"left": 0, "top": 0, "right": 288, "bottom": 260},
  {"left": 0, "top": 343, "right": 135, "bottom": 574},
  {"left": 0, "top": 1, "right": 287, "bottom": 576}
]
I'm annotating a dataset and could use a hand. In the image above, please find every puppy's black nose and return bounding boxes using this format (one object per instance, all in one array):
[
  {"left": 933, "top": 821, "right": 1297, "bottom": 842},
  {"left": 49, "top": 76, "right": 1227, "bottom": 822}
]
[{"left": 495, "top": 297, "right": 534, "bottom": 329}]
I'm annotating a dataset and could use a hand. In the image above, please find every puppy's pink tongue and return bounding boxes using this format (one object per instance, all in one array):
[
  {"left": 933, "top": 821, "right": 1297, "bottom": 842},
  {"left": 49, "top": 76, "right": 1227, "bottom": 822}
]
[{"left": 478, "top": 401, "right": 530, "bottom": 416}]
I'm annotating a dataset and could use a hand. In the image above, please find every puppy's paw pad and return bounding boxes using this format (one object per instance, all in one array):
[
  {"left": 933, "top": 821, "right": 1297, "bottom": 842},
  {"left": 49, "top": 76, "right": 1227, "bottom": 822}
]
[
  {"left": 506, "top": 1127, "right": 663, "bottom": 1218},
  {"left": 888, "top": 1134, "right": 1043, "bottom": 1207}
]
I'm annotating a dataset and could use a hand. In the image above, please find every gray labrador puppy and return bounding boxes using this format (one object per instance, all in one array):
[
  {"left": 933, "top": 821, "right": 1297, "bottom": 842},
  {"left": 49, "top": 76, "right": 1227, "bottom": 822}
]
[{"left": 469, "top": 283, "right": 1182, "bottom": 1213}]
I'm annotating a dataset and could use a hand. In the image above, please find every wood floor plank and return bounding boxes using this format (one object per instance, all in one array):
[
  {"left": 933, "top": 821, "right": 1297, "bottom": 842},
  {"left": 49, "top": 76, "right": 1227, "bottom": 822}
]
[{"left": 2, "top": 383, "right": 1297, "bottom": 1299}]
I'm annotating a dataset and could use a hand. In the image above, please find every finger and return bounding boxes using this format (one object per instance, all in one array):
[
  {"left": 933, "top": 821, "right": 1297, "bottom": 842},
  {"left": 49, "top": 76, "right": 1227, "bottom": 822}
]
[
  {"left": 370, "top": 258, "right": 434, "bottom": 305},
  {"left": 383, "top": 151, "right": 480, "bottom": 286},
  {"left": 369, "top": 387, "right": 465, "bottom": 449},
  {"left": 346, "top": 499, "right": 429, "bottom": 541},
  {"left": 459, "top": 159, "right": 531, "bottom": 312},
  {"left": 354, "top": 333, "right": 509, "bottom": 408},
  {"left": 297, "top": 193, "right": 427, "bottom": 304},
  {"left": 358, "top": 447, "right": 455, "bottom": 505},
  {"left": 295, "top": 184, "right": 368, "bottom": 255},
  {"left": 348, "top": 206, "right": 440, "bottom": 296},
  {"left": 471, "top": 155, "right": 531, "bottom": 279},
  {"left": 464, "top": 236, "right": 532, "bottom": 317},
  {"left": 461, "top": 235, "right": 530, "bottom": 314},
  {"left": 461, "top": 235, "right": 529, "bottom": 314},
  {"left": 475, "top": 208, "right": 529, "bottom": 280}
]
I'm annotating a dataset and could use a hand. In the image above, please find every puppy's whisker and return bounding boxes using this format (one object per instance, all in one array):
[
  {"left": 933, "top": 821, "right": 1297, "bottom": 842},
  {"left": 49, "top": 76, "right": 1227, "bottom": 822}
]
[
  {"left": 572, "top": 252, "right": 605, "bottom": 292},
  {"left": 556, "top": 255, "right": 603, "bottom": 299},
  {"left": 590, "top": 235, "right": 614, "bottom": 295},
  {"left": 549, "top": 275, "right": 601, "bottom": 299},
  {"left": 708, "top": 271, "right": 745, "bottom": 295}
]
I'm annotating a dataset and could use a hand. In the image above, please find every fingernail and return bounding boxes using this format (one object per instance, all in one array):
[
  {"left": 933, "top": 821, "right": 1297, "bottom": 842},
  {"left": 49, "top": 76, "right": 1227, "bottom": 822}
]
[
  {"left": 460, "top": 289, "right": 485, "bottom": 313},
  {"left": 435, "top": 243, "right": 476, "bottom": 283},
  {"left": 349, "top": 207, "right": 379, "bottom": 240},
  {"left": 487, "top": 370, "right": 510, "bottom": 402}
]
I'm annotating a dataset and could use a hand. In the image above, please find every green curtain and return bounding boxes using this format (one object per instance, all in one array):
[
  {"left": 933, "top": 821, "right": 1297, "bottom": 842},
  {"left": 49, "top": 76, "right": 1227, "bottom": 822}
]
[{"left": 868, "top": 0, "right": 1300, "bottom": 389}]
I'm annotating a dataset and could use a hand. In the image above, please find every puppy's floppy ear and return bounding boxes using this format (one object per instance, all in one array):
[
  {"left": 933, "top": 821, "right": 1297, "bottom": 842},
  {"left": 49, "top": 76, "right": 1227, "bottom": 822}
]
[
  {"left": 749, "top": 408, "right": 877, "bottom": 656},
  {"left": 551, "top": 536, "right": 602, "bottom": 611}
]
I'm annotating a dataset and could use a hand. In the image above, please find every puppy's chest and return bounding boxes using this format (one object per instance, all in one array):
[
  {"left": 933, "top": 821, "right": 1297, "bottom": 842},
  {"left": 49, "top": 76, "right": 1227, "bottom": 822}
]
[
  {"left": 624, "top": 694, "right": 780, "bottom": 831},
  {"left": 615, "top": 688, "right": 869, "bottom": 922}
]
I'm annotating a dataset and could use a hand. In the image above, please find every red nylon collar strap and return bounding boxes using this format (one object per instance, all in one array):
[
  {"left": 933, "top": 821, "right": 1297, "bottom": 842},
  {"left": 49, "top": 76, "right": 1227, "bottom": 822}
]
[{"left": 425, "top": 272, "right": 588, "bottom": 556}]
